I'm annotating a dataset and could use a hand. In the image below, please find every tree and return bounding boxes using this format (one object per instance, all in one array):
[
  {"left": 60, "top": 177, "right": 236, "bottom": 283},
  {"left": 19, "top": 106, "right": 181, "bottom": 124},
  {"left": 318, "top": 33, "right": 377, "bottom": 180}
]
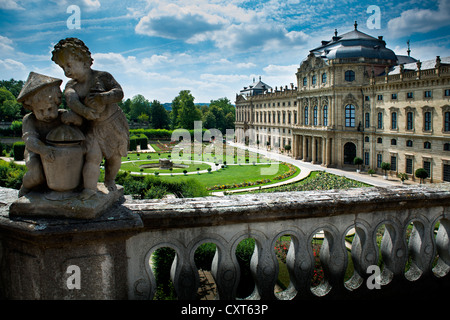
[
  {"left": 0, "top": 88, "right": 22, "bottom": 121},
  {"left": 205, "top": 98, "right": 235, "bottom": 133},
  {"left": 149, "top": 100, "right": 170, "bottom": 129},
  {"left": 381, "top": 162, "right": 391, "bottom": 177},
  {"left": 415, "top": 168, "right": 429, "bottom": 184},
  {"left": 129, "top": 94, "right": 150, "bottom": 122},
  {"left": 0, "top": 79, "right": 24, "bottom": 98},
  {"left": 353, "top": 157, "right": 363, "bottom": 171},
  {"left": 118, "top": 98, "right": 132, "bottom": 120},
  {"left": 174, "top": 90, "right": 202, "bottom": 130}
]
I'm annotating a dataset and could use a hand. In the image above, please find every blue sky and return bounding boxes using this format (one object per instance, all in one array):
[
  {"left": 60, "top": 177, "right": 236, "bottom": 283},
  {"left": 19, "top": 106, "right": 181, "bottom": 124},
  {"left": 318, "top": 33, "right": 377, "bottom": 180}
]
[{"left": 1, "top": 0, "right": 450, "bottom": 104}]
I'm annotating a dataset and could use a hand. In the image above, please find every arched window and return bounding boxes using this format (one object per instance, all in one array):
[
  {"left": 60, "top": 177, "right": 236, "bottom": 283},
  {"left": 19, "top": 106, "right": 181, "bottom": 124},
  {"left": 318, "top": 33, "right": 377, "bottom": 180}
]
[
  {"left": 406, "top": 140, "right": 413, "bottom": 147},
  {"left": 424, "top": 111, "right": 432, "bottom": 131},
  {"left": 313, "top": 106, "right": 318, "bottom": 125},
  {"left": 323, "top": 105, "right": 328, "bottom": 126},
  {"left": 312, "top": 75, "right": 317, "bottom": 85},
  {"left": 391, "top": 112, "right": 397, "bottom": 130},
  {"left": 424, "top": 141, "right": 431, "bottom": 149},
  {"left": 407, "top": 112, "right": 414, "bottom": 130},
  {"left": 345, "top": 104, "right": 355, "bottom": 127},
  {"left": 391, "top": 139, "right": 397, "bottom": 146},
  {"left": 304, "top": 106, "right": 309, "bottom": 125},
  {"left": 444, "top": 111, "right": 450, "bottom": 132},
  {"left": 345, "top": 70, "right": 355, "bottom": 82}
]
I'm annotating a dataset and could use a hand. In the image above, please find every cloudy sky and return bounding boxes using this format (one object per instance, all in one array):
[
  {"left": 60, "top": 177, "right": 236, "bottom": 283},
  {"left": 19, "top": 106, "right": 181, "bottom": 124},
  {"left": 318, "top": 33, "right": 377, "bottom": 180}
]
[{"left": 1, "top": 0, "right": 450, "bottom": 103}]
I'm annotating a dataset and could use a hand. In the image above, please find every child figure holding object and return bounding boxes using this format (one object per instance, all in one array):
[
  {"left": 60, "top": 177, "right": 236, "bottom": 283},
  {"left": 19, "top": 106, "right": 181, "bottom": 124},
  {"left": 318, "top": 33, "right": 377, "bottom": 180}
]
[
  {"left": 52, "top": 38, "right": 129, "bottom": 199},
  {"left": 17, "top": 72, "right": 83, "bottom": 197}
]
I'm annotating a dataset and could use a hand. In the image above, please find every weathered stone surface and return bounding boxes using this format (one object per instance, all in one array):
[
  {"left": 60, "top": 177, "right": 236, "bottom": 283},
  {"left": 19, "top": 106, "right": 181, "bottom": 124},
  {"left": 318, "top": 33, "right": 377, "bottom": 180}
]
[{"left": 9, "top": 184, "right": 125, "bottom": 220}]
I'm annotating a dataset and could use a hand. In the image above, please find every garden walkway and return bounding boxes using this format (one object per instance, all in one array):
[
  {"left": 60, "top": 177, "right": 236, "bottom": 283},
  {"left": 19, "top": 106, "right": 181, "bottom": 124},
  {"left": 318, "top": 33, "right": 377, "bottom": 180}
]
[{"left": 212, "top": 142, "right": 411, "bottom": 196}]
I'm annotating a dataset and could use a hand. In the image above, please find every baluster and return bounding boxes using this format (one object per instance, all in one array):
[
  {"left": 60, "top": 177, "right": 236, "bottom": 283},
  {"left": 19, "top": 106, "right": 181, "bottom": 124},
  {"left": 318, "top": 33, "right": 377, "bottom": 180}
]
[
  {"left": 170, "top": 250, "right": 199, "bottom": 300},
  {"left": 250, "top": 239, "right": 278, "bottom": 300},
  {"left": 284, "top": 234, "right": 315, "bottom": 299},
  {"left": 319, "top": 230, "right": 348, "bottom": 295},
  {"left": 380, "top": 223, "right": 407, "bottom": 284},
  {"left": 211, "top": 244, "right": 239, "bottom": 300},
  {"left": 347, "top": 225, "right": 378, "bottom": 290},
  {"left": 406, "top": 221, "right": 435, "bottom": 281},
  {"left": 433, "top": 219, "right": 450, "bottom": 277}
]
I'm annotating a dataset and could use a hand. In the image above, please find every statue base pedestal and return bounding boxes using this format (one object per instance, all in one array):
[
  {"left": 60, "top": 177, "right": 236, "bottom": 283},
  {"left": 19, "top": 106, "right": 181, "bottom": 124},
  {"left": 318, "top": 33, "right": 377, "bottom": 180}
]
[{"left": 9, "top": 183, "right": 124, "bottom": 220}]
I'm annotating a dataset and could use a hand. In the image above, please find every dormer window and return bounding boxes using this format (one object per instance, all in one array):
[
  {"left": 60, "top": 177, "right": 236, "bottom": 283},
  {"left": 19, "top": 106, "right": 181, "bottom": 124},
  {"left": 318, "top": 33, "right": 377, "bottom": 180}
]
[{"left": 303, "top": 77, "right": 307, "bottom": 86}]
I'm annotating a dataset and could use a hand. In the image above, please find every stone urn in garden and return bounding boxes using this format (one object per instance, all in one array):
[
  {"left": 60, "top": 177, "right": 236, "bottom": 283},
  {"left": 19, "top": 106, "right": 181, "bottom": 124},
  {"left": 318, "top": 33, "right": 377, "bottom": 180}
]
[{"left": 42, "top": 124, "right": 86, "bottom": 193}]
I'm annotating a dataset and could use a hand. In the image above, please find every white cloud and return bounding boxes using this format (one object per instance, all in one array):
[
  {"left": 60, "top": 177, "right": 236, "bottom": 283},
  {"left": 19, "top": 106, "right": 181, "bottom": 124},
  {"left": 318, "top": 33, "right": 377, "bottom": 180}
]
[
  {"left": 0, "top": 0, "right": 24, "bottom": 10},
  {"left": 0, "top": 35, "right": 14, "bottom": 54},
  {"left": 0, "top": 58, "right": 28, "bottom": 80},
  {"left": 387, "top": 0, "right": 450, "bottom": 37},
  {"left": 83, "top": 0, "right": 101, "bottom": 10}
]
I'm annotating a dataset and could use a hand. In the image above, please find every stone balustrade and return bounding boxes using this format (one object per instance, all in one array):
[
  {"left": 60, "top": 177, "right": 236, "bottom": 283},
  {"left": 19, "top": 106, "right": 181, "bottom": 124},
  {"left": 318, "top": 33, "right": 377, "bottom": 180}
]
[{"left": 1, "top": 184, "right": 450, "bottom": 300}]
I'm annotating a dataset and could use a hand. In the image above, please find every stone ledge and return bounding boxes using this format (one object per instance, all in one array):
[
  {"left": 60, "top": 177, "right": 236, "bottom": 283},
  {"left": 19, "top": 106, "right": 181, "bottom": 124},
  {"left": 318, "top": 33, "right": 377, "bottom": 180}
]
[{"left": 123, "top": 184, "right": 450, "bottom": 230}]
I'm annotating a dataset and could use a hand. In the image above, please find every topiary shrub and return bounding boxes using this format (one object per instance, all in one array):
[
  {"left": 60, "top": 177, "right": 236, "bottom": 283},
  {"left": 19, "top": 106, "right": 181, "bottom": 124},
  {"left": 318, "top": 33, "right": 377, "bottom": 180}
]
[{"left": 12, "top": 141, "right": 25, "bottom": 161}]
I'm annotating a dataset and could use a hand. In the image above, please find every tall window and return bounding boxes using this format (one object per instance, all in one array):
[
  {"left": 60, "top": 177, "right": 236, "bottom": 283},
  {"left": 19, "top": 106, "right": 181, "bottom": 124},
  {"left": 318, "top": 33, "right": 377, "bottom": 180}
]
[
  {"left": 364, "top": 152, "right": 370, "bottom": 166},
  {"left": 390, "top": 156, "right": 397, "bottom": 171},
  {"left": 445, "top": 112, "right": 450, "bottom": 132},
  {"left": 304, "top": 106, "right": 309, "bottom": 125},
  {"left": 365, "top": 112, "right": 370, "bottom": 128},
  {"left": 322, "top": 73, "right": 327, "bottom": 83},
  {"left": 407, "top": 112, "right": 414, "bottom": 130},
  {"left": 391, "top": 112, "right": 397, "bottom": 130},
  {"left": 313, "top": 106, "right": 318, "bottom": 125},
  {"left": 424, "top": 111, "right": 432, "bottom": 131},
  {"left": 303, "top": 77, "right": 307, "bottom": 86},
  {"left": 377, "top": 112, "right": 383, "bottom": 129},
  {"left": 406, "top": 158, "right": 413, "bottom": 174},
  {"left": 377, "top": 154, "right": 382, "bottom": 168},
  {"left": 345, "top": 104, "right": 355, "bottom": 127},
  {"left": 345, "top": 70, "right": 355, "bottom": 82},
  {"left": 423, "top": 161, "right": 431, "bottom": 178},
  {"left": 312, "top": 75, "right": 317, "bottom": 85},
  {"left": 323, "top": 105, "right": 328, "bottom": 126}
]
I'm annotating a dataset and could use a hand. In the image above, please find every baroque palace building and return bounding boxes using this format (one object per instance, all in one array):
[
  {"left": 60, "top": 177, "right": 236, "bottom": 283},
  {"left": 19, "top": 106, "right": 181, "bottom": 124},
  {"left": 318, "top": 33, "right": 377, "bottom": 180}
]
[{"left": 235, "top": 22, "right": 450, "bottom": 183}]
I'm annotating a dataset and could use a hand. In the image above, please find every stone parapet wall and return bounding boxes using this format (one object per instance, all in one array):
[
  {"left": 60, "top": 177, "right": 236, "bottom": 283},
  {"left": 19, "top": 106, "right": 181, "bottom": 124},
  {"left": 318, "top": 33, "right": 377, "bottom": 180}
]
[{"left": 1, "top": 184, "right": 450, "bottom": 300}]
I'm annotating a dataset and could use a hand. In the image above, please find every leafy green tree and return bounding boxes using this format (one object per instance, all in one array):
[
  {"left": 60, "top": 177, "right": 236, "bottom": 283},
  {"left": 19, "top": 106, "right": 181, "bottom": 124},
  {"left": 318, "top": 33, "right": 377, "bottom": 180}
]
[
  {"left": 118, "top": 98, "right": 132, "bottom": 120},
  {"left": 0, "top": 88, "right": 22, "bottom": 121},
  {"left": 0, "top": 79, "right": 24, "bottom": 98},
  {"left": 203, "top": 97, "right": 235, "bottom": 133},
  {"left": 415, "top": 168, "right": 429, "bottom": 184},
  {"left": 150, "top": 100, "right": 170, "bottom": 129},
  {"left": 174, "top": 90, "right": 202, "bottom": 130},
  {"left": 129, "top": 94, "right": 150, "bottom": 122}
]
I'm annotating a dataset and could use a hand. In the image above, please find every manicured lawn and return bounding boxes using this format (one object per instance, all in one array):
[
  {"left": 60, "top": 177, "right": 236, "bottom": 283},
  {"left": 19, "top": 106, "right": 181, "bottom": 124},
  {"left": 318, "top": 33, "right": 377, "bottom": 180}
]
[
  {"left": 156, "top": 163, "right": 298, "bottom": 189},
  {"left": 120, "top": 150, "right": 300, "bottom": 191}
]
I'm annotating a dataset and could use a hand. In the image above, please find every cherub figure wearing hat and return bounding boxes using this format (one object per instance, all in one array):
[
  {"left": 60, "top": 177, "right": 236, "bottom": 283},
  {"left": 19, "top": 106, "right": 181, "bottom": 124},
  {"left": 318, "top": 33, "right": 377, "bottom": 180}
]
[
  {"left": 52, "top": 38, "right": 129, "bottom": 200},
  {"left": 17, "top": 72, "right": 83, "bottom": 197}
]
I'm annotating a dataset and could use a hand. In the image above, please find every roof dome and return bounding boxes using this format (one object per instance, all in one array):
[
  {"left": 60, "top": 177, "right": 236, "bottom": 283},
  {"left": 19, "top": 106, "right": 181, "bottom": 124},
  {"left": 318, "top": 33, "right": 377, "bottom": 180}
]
[{"left": 311, "top": 24, "right": 398, "bottom": 63}]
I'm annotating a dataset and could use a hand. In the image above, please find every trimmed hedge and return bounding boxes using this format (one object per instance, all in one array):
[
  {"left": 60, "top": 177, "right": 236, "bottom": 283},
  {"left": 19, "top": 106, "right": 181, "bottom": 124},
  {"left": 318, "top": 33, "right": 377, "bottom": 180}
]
[{"left": 12, "top": 141, "right": 25, "bottom": 161}]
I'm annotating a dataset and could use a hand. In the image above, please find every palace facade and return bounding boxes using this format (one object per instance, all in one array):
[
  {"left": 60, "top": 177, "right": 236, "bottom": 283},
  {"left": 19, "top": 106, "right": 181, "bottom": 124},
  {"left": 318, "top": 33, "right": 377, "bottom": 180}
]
[{"left": 235, "top": 23, "right": 450, "bottom": 183}]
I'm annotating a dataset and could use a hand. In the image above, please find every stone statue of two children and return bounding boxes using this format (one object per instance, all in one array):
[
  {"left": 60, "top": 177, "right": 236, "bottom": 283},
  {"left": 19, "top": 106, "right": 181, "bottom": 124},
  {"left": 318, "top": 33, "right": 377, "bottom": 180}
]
[{"left": 13, "top": 38, "right": 129, "bottom": 218}]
